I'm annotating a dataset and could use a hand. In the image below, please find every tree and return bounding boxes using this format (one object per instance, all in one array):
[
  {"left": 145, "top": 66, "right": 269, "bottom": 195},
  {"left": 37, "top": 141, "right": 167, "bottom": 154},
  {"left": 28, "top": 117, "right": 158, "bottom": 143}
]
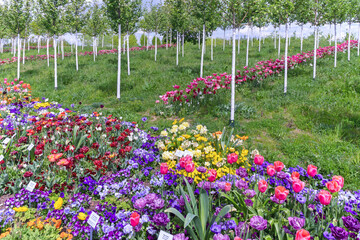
[
  {"left": 3, "top": 0, "right": 31, "bottom": 79},
  {"left": 292, "top": 0, "right": 311, "bottom": 52},
  {"left": 0, "top": 7, "right": 11, "bottom": 54},
  {"left": 147, "top": 3, "right": 165, "bottom": 62},
  {"left": 355, "top": 0, "right": 360, "bottom": 56},
  {"left": 65, "top": 0, "right": 87, "bottom": 71},
  {"left": 344, "top": 0, "right": 356, "bottom": 61}
]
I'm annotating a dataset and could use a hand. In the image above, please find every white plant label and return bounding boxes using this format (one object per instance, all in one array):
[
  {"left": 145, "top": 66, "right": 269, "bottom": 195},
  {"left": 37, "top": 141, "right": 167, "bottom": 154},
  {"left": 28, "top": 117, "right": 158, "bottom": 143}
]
[
  {"left": 3, "top": 138, "right": 10, "bottom": 145},
  {"left": 158, "top": 231, "right": 173, "bottom": 240},
  {"left": 27, "top": 143, "right": 34, "bottom": 151},
  {"left": 0, "top": 155, "right": 3, "bottom": 161},
  {"left": 87, "top": 212, "right": 100, "bottom": 228},
  {"left": 26, "top": 181, "right": 36, "bottom": 192},
  {"left": 11, "top": 133, "right": 16, "bottom": 138}
]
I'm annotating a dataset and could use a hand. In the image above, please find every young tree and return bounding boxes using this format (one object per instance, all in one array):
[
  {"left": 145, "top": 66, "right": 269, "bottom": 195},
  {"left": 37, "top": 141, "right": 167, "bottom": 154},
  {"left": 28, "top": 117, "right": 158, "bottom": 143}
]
[
  {"left": 147, "top": 3, "right": 165, "bottom": 62},
  {"left": 293, "top": 0, "right": 310, "bottom": 52},
  {"left": 345, "top": 0, "right": 356, "bottom": 61},
  {"left": 0, "top": 7, "right": 10, "bottom": 54},
  {"left": 355, "top": 0, "right": 360, "bottom": 56},
  {"left": 65, "top": 0, "right": 87, "bottom": 71},
  {"left": 3, "top": 0, "right": 31, "bottom": 79}
]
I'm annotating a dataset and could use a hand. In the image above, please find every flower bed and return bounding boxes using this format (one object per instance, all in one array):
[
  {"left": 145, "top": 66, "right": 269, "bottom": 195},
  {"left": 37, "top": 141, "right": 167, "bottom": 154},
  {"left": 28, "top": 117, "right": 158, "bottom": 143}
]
[{"left": 0, "top": 79, "right": 359, "bottom": 240}]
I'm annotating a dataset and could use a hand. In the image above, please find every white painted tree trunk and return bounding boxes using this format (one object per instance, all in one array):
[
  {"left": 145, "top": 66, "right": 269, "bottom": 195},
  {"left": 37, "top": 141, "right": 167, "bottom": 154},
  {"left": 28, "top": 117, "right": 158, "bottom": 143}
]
[
  {"left": 329, "top": 24, "right": 332, "bottom": 45},
  {"left": 14, "top": 38, "right": 16, "bottom": 57},
  {"left": 182, "top": 33, "right": 184, "bottom": 57},
  {"left": 27, "top": 38, "right": 30, "bottom": 51},
  {"left": 93, "top": 37, "right": 96, "bottom": 61},
  {"left": 246, "top": 30, "right": 250, "bottom": 66},
  {"left": 23, "top": 38, "right": 25, "bottom": 64},
  {"left": 75, "top": 32, "right": 78, "bottom": 71},
  {"left": 215, "top": 37, "right": 216, "bottom": 47},
  {"left": 230, "top": 27, "right": 236, "bottom": 124},
  {"left": 54, "top": 35, "right": 57, "bottom": 90},
  {"left": 38, "top": 36, "right": 41, "bottom": 53},
  {"left": 348, "top": 22, "right": 351, "bottom": 61},
  {"left": 147, "top": 33, "right": 149, "bottom": 51},
  {"left": 117, "top": 24, "right": 121, "bottom": 99},
  {"left": 200, "top": 24, "right": 205, "bottom": 78},
  {"left": 278, "top": 33, "right": 281, "bottom": 58},
  {"left": 71, "top": 43, "right": 73, "bottom": 53},
  {"left": 284, "top": 21, "right": 289, "bottom": 94},
  {"left": 166, "top": 31, "right": 168, "bottom": 50},
  {"left": 358, "top": 23, "right": 360, "bottom": 56},
  {"left": 238, "top": 28, "right": 240, "bottom": 54},
  {"left": 334, "top": 23, "right": 337, "bottom": 67},
  {"left": 176, "top": 32, "right": 179, "bottom": 66},
  {"left": 198, "top": 31, "right": 200, "bottom": 49},
  {"left": 102, "top": 35, "right": 104, "bottom": 48},
  {"left": 155, "top": 32, "right": 158, "bottom": 61},
  {"left": 17, "top": 35, "right": 21, "bottom": 79},
  {"left": 211, "top": 34, "right": 213, "bottom": 61},
  {"left": 127, "top": 34, "right": 130, "bottom": 75},
  {"left": 82, "top": 37, "right": 84, "bottom": 50},
  {"left": 251, "top": 28, "right": 254, "bottom": 46},
  {"left": 313, "top": 27, "right": 318, "bottom": 80},
  {"left": 274, "top": 28, "right": 277, "bottom": 49},
  {"left": 258, "top": 28, "right": 261, "bottom": 52},
  {"left": 123, "top": 35, "right": 126, "bottom": 55},
  {"left": 47, "top": 38, "right": 50, "bottom": 67},
  {"left": 300, "top": 25, "right": 304, "bottom": 52},
  {"left": 112, "top": 35, "right": 114, "bottom": 49},
  {"left": 61, "top": 39, "right": 64, "bottom": 60},
  {"left": 223, "top": 29, "right": 225, "bottom": 51}
]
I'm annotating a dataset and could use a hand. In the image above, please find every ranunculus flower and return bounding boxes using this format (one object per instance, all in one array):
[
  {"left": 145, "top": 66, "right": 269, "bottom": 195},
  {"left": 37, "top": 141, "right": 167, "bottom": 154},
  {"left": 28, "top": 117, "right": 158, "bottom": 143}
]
[
  {"left": 249, "top": 216, "right": 267, "bottom": 231},
  {"left": 274, "top": 161, "right": 284, "bottom": 172},
  {"left": 227, "top": 153, "right": 238, "bottom": 164},
  {"left": 160, "top": 163, "right": 168, "bottom": 175},
  {"left": 332, "top": 175, "right": 344, "bottom": 188},
  {"left": 292, "top": 179, "right": 305, "bottom": 193},
  {"left": 331, "top": 226, "right": 349, "bottom": 240},
  {"left": 208, "top": 169, "right": 217, "bottom": 182},
  {"left": 185, "top": 161, "right": 195, "bottom": 173},
  {"left": 342, "top": 215, "right": 360, "bottom": 232},
  {"left": 267, "top": 165, "right": 276, "bottom": 176},
  {"left": 23, "top": 171, "right": 33, "bottom": 178},
  {"left": 130, "top": 212, "right": 140, "bottom": 226},
  {"left": 179, "top": 155, "right": 192, "bottom": 168},
  {"left": 326, "top": 180, "right": 341, "bottom": 193},
  {"left": 224, "top": 183, "right": 231, "bottom": 192},
  {"left": 254, "top": 155, "right": 264, "bottom": 165},
  {"left": 291, "top": 171, "right": 300, "bottom": 180},
  {"left": 318, "top": 190, "right": 332, "bottom": 205},
  {"left": 307, "top": 164, "right": 317, "bottom": 177},
  {"left": 288, "top": 217, "right": 305, "bottom": 230},
  {"left": 258, "top": 180, "right": 268, "bottom": 193},
  {"left": 275, "top": 186, "right": 289, "bottom": 201},
  {"left": 295, "top": 229, "right": 310, "bottom": 240}
]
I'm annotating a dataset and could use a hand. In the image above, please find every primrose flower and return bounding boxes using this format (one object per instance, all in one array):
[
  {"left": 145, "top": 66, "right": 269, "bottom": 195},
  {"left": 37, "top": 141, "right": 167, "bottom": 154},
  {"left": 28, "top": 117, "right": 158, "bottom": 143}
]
[{"left": 78, "top": 212, "right": 87, "bottom": 221}]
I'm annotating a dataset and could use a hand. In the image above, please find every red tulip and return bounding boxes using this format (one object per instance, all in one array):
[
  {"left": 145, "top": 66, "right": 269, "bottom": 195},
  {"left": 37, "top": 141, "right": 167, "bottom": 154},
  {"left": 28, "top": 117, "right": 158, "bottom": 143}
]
[
  {"left": 291, "top": 171, "right": 300, "bottom": 180},
  {"left": 130, "top": 212, "right": 140, "bottom": 227},
  {"left": 185, "top": 161, "right": 195, "bottom": 173},
  {"left": 295, "top": 229, "right": 310, "bottom": 240},
  {"left": 227, "top": 153, "right": 238, "bottom": 164},
  {"left": 307, "top": 165, "right": 317, "bottom": 177},
  {"left": 254, "top": 155, "right": 264, "bottom": 165},
  {"left": 258, "top": 180, "right": 268, "bottom": 193},
  {"left": 160, "top": 163, "right": 168, "bottom": 175},
  {"left": 326, "top": 180, "right": 341, "bottom": 193},
  {"left": 266, "top": 165, "right": 276, "bottom": 177},
  {"left": 208, "top": 169, "right": 217, "bottom": 182},
  {"left": 274, "top": 161, "right": 284, "bottom": 172},
  {"left": 292, "top": 179, "right": 305, "bottom": 193},
  {"left": 275, "top": 186, "right": 289, "bottom": 201},
  {"left": 332, "top": 175, "right": 344, "bottom": 188},
  {"left": 318, "top": 190, "right": 332, "bottom": 205}
]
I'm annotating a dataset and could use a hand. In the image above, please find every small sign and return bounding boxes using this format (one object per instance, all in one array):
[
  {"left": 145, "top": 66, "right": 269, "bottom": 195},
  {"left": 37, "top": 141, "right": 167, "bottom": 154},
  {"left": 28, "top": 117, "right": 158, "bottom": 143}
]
[
  {"left": 27, "top": 143, "right": 34, "bottom": 151},
  {"left": 158, "top": 231, "right": 173, "bottom": 240},
  {"left": 26, "top": 181, "right": 36, "bottom": 192},
  {"left": 11, "top": 133, "right": 16, "bottom": 138},
  {"left": 0, "top": 155, "right": 3, "bottom": 161},
  {"left": 3, "top": 138, "right": 10, "bottom": 145},
  {"left": 87, "top": 211, "right": 100, "bottom": 228}
]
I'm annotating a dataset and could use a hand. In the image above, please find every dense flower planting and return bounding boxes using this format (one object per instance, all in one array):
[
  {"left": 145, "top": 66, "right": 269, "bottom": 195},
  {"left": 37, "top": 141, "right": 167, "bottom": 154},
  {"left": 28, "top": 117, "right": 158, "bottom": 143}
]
[
  {"left": 157, "top": 40, "right": 359, "bottom": 106},
  {"left": 0, "top": 44, "right": 175, "bottom": 66},
  {"left": 1, "top": 79, "right": 360, "bottom": 240}
]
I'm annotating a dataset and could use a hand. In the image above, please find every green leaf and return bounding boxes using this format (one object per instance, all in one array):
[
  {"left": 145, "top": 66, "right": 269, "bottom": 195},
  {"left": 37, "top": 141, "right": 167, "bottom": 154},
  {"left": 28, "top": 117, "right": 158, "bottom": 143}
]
[
  {"left": 184, "top": 177, "right": 198, "bottom": 215},
  {"left": 165, "top": 207, "right": 185, "bottom": 222},
  {"left": 184, "top": 213, "right": 197, "bottom": 228},
  {"left": 199, "top": 188, "right": 209, "bottom": 233}
]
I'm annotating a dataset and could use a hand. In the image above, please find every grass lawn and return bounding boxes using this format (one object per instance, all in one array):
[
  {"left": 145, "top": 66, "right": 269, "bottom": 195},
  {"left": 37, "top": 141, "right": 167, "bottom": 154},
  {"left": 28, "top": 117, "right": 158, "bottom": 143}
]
[{"left": 1, "top": 36, "right": 360, "bottom": 189}]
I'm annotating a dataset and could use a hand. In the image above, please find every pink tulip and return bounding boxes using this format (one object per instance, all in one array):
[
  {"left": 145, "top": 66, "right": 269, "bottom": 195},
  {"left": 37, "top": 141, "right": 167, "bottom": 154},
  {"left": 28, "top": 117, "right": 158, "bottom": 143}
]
[
  {"left": 292, "top": 179, "right": 305, "bottom": 193},
  {"left": 254, "top": 155, "right": 264, "bottom": 165},
  {"left": 258, "top": 180, "right": 268, "bottom": 193},
  {"left": 266, "top": 165, "right": 276, "bottom": 177}
]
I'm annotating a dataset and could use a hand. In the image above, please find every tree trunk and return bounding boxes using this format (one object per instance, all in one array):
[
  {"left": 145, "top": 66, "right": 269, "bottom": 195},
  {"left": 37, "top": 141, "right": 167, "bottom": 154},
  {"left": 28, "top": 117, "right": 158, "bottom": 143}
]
[
  {"left": 215, "top": 37, "right": 216, "bottom": 47},
  {"left": 102, "top": 35, "right": 104, "bottom": 48},
  {"left": 251, "top": 28, "right": 254, "bottom": 46},
  {"left": 313, "top": 26, "right": 318, "bottom": 80},
  {"left": 198, "top": 31, "right": 200, "bottom": 49},
  {"left": 246, "top": 29, "right": 250, "bottom": 66},
  {"left": 112, "top": 35, "right": 114, "bottom": 49},
  {"left": 230, "top": 27, "right": 236, "bottom": 125},
  {"left": 200, "top": 24, "right": 205, "bottom": 78},
  {"left": 147, "top": 33, "right": 149, "bottom": 51},
  {"left": 258, "top": 28, "right": 261, "bottom": 52},
  {"left": 348, "top": 22, "right": 351, "bottom": 61},
  {"left": 123, "top": 35, "right": 126, "bottom": 55},
  {"left": 223, "top": 29, "right": 225, "bottom": 51},
  {"left": 47, "top": 37, "right": 50, "bottom": 67},
  {"left": 155, "top": 32, "right": 158, "bottom": 61},
  {"left": 54, "top": 35, "right": 57, "bottom": 90},
  {"left": 182, "top": 32, "right": 184, "bottom": 57},
  {"left": 117, "top": 24, "right": 121, "bottom": 99},
  {"left": 127, "top": 33, "right": 130, "bottom": 75},
  {"left": 211, "top": 33, "right": 213, "bottom": 61},
  {"left": 27, "top": 37, "right": 30, "bottom": 51},
  {"left": 176, "top": 32, "right": 179, "bottom": 66},
  {"left": 61, "top": 39, "right": 64, "bottom": 60},
  {"left": 274, "top": 28, "right": 277, "bottom": 49},
  {"left": 170, "top": 29, "right": 172, "bottom": 45},
  {"left": 38, "top": 36, "right": 41, "bottom": 53},
  {"left": 329, "top": 23, "right": 332, "bottom": 45},
  {"left": 14, "top": 38, "right": 16, "bottom": 57},
  {"left": 93, "top": 37, "right": 96, "bottom": 62},
  {"left": 278, "top": 32, "right": 281, "bottom": 58},
  {"left": 300, "top": 25, "right": 304, "bottom": 52},
  {"left": 76, "top": 31, "right": 78, "bottom": 71},
  {"left": 284, "top": 21, "right": 289, "bottom": 94},
  {"left": 334, "top": 23, "right": 337, "bottom": 67},
  {"left": 82, "top": 37, "right": 84, "bottom": 50},
  {"left": 23, "top": 38, "right": 25, "bottom": 64},
  {"left": 357, "top": 23, "right": 360, "bottom": 57},
  {"left": 17, "top": 34, "right": 21, "bottom": 79},
  {"left": 166, "top": 31, "right": 168, "bottom": 50},
  {"left": 238, "top": 28, "right": 240, "bottom": 54},
  {"left": 71, "top": 43, "right": 73, "bottom": 53}
]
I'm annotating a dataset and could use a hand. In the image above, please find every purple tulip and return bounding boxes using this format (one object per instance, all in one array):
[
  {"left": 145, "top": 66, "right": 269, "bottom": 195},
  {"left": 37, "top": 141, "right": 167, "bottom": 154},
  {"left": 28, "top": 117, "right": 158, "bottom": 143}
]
[
  {"left": 342, "top": 216, "right": 360, "bottom": 232},
  {"left": 288, "top": 217, "right": 305, "bottom": 230},
  {"left": 249, "top": 216, "right": 267, "bottom": 231},
  {"left": 331, "top": 226, "right": 349, "bottom": 240},
  {"left": 213, "top": 233, "right": 230, "bottom": 240}
]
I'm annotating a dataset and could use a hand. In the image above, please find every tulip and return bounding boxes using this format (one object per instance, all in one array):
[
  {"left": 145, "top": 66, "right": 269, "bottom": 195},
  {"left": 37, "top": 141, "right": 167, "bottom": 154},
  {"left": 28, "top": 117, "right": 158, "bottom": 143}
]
[
  {"left": 185, "top": 161, "right": 195, "bottom": 173},
  {"left": 332, "top": 175, "right": 344, "bottom": 188},
  {"left": 318, "top": 190, "right": 332, "bottom": 205},
  {"left": 295, "top": 229, "right": 310, "bottom": 240},
  {"left": 307, "top": 165, "right": 317, "bottom": 177},
  {"left": 208, "top": 169, "right": 217, "bottom": 182},
  {"left": 274, "top": 161, "right": 284, "bottom": 172},
  {"left": 258, "top": 180, "right": 268, "bottom": 193},
  {"left": 275, "top": 186, "right": 289, "bottom": 201},
  {"left": 266, "top": 165, "right": 276, "bottom": 177},
  {"left": 160, "top": 163, "right": 168, "bottom": 175},
  {"left": 254, "top": 155, "right": 264, "bottom": 165},
  {"left": 292, "top": 179, "right": 305, "bottom": 193},
  {"left": 291, "top": 171, "right": 300, "bottom": 180},
  {"left": 326, "top": 180, "right": 341, "bottom": 193},
  {"left": 130, "top": 212, "right": 140, "bottom": 227},
  {"left": 224, "top": 183, "right": 231, "bottom": 192},
  {"left": 227, "top": 153, "right": 238, "bottom": 164},
  {"left": 234, "top": 237, "right": 243, "bottom": 240}
]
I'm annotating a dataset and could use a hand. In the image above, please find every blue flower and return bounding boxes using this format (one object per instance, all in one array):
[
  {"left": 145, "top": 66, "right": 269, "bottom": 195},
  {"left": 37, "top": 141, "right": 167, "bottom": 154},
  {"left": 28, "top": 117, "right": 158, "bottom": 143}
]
[
  {"left": 210, "top": 222, "right": 222, "bottom": 234},
  {"left": 142, "top": 117, "right": 147, "bottom": 122}
]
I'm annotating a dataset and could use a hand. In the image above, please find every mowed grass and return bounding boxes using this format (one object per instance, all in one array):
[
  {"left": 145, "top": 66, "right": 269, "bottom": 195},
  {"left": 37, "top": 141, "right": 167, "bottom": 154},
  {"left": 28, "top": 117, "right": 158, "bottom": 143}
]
[{"left": 1, "top": 36, "right": 360, "bottom": 189}]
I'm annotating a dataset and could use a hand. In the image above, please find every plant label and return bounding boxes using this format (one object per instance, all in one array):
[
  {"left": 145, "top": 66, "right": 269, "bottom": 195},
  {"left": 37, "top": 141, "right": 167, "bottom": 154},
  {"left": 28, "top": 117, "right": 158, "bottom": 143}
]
[
  {"left": 0, "top": 155, "right": 3, "bottom": 161},
  {"left": 87, "top": 212, "right": 100, "bottom": 228},
  {"left": 3, "top": 138, "right": 10, "bottom": 145},
  {"left": 27, "top": 143, "right": 34, "bottom": 151},
  {"left": 11, "top": 133, "right": 16, "bottom": 138},
  {"left": 158, "top": 231, "right": 173, "bottom": 240},
  {"left": 26, "top": 181, "right": 36, "bottom": 192}
]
